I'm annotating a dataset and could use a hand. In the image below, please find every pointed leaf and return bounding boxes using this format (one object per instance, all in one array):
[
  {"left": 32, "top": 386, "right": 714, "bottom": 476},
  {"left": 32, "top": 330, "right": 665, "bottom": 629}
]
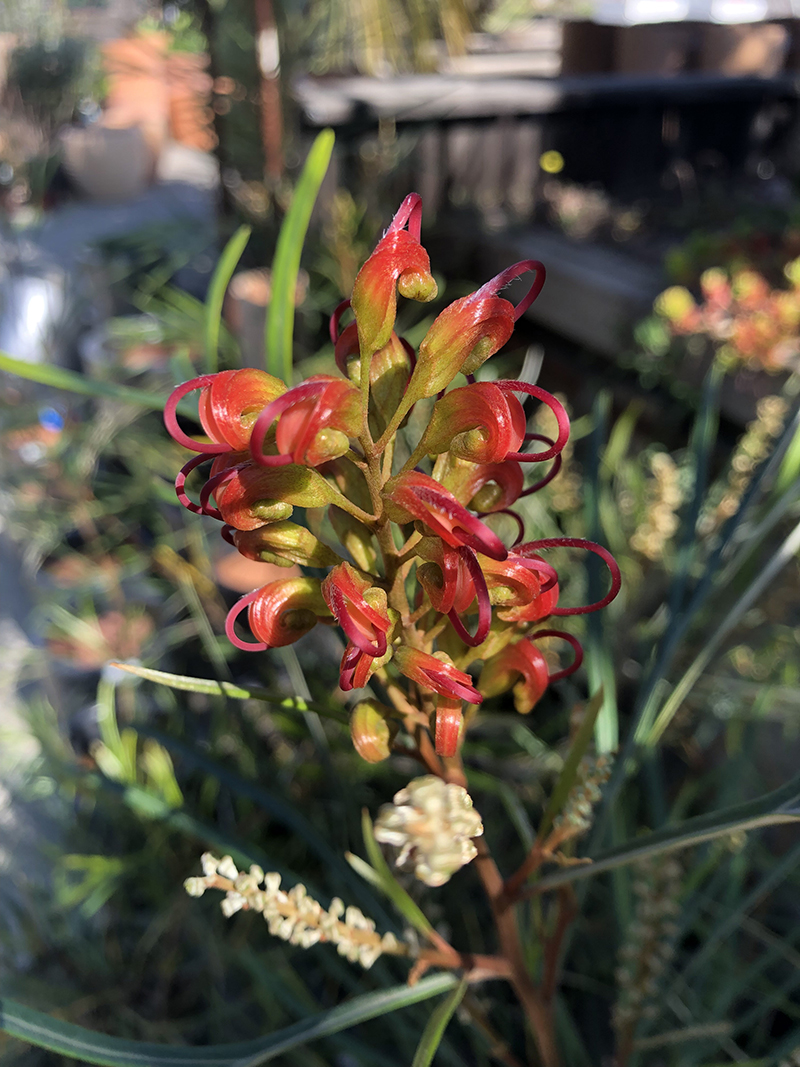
[
  {"left": 266, "top": 129, "right": 334, "bottom": 381},
  {"left": 205, "top": 225, "right": 251, "bottom": 372},
  {"left": 107, "top": 662, "right": 347, "bottom": 723},
  {"left": 361, "top": 809, "right": 435, "bottom": 938},
  {"left": 0, "top": 974, "right": 459, "bottom": 1067},
  {"left": 410, "top": 978, "right": 468, "bottom": 1067}
]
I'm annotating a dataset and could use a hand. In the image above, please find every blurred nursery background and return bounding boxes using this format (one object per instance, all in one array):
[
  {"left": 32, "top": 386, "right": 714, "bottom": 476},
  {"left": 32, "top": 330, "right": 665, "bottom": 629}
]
[{"left": 2, "top": 0, "right": 800, "bottom": 1063}]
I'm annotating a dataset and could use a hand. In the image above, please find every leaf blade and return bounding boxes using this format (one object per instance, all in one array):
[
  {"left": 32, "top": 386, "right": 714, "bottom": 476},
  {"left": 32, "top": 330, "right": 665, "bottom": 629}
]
[
  {"left": 205, "top": 225, "right": 251, "bottom": 372},
  {"left": 108, "top": 662, "right": 348, "bottom": 723},
  {"left": 266, "top": 129, "right": 335, "bottom": 381},
  {"left": 0, "top": 974, "right": 459, "bottom": 1067},
  {"left": 410, "top": 978, "right": 468, "bottom": 1067}
]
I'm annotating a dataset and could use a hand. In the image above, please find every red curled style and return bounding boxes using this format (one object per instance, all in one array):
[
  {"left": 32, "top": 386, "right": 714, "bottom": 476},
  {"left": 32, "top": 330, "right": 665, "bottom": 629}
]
[
  {"left": 394, "top": 646, "right": 483, "bottom": 704},
  {"left": 225, "top": 577, "right": 330, "bottom": 652},
  {"left": 164, "top": 375, "right": 229, "bottom": 454},
  {"left": 519, "top": 434, "right": 563, "bottom": 497},
  {"left": 516, "top": 538, "right": 622, "bottom": 615},
  {"left": 482, "top": 259, "right": 546, "bottom": 322},
  {"left": 495, "top": 382, "right": 570, "bottom": 463},
  {"left": 321, "top": 562, "right": 391, "bottom": 658},
  {"left": 175, "top": 452, "right": 225, "bottom": 519},
  {"left": 249, "top": 376, "right": 361, "bottom": 469},
  {"left": 446, "top": 547, "right": 491, "bottom": 648},
  {"left": 385, "top": 471, "right": 508, "bottom": 562},
  {"left": 165, "top": 370, "right": 285, "bottom": 455},
  {"left": 530, "top": 629, "right": 584, "bottom": 682}
]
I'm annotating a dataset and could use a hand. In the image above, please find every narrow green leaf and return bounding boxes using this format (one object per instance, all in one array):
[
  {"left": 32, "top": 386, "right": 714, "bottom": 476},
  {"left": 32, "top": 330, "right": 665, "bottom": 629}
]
[
  {"left": 108, "top": 662, "right": 348, "bottom": 723},
  {"left": 531, "top": 770, "right": 800, "bottom": 894},
  {"left": 0, "top": 974, "right": 459, "bottom": 1067},
  {"left": 645, "top": 516, "right": 800, "bottom": 747},
  {"left": 537, "top": 688, "right": 604, "bottom": 842},
  {"left": 205, "top": 225, "right": 251, "bottom": 372},
  {"left": 266, "top": 129, "right": 335, "bottom": 381},
  {"left": 410, "top": 978, "right": 468, "bottom": 1067},
  {"left": 0, "top": 351, "right": 170, "bottom": 411},
  {"left": 345, "top": 851, "right": 384, "bottom": 889},
  {"left": 361, "top": 810, "right": 435, "bottom": 937}
]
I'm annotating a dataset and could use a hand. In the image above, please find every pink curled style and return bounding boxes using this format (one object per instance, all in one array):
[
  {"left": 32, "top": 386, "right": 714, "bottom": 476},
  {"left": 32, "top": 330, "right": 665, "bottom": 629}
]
[
  {"left": 164, "top": 376, "right": 232, "bottom": 455},
  {"left": 220, "top": 525, "right": 236, "bottom": 546},
  {"left": 447, "top": 547, "right": 491, "bottom": 648},
  {"left": 531, "top": 629, "right": 584, "bottom": 682},
  {"left": 225, "top": 590, "right": 268, "bottom": 652},
  {"left": 517, "top": 538, "right": 622, "bottom": 614},
  {"left": 495, "top": 382, "right": 570, "bottom": 463}
]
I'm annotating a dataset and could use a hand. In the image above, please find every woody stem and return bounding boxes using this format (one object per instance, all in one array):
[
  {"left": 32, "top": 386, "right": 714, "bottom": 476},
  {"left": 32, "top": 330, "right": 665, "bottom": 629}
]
[{"left": 447, "top": 760, "right": 560, "bottom": 1067}]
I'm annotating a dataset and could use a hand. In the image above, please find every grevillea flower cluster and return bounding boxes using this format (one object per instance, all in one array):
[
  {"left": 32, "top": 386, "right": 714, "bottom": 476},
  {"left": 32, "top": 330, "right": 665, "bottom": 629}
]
[
  {"left": 656, "top": 261, "right": 800, "bottom": 372},
  {"left": 165, "top": 193, "right": 621, "bottom": 772}
]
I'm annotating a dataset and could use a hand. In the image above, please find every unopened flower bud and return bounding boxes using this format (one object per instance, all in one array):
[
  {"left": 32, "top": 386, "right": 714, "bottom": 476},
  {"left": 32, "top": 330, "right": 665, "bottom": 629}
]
[
  {"left": 350, "top": 700, "right": 395, "bottom": 762},
  {"left": 232, "top": 522, "right": 342, "bottom": 569}
]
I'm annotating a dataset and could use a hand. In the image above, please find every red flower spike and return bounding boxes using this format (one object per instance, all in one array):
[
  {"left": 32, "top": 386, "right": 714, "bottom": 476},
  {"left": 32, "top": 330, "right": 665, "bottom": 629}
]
[
  {"left": 417, "top": 382, "right": 526, "bottom": 464},
  {"left": 495, "top": 382, "right": 570, "bottom": 463},
  {"left": 164, "top": 370, "right": 285, "bottom": 454},
  {"left": 434, "top": 695, "right": 463, "bottom": 758},
  {"left": 322, "top": 562, "right": 392, "bottom": 657},
  {"left": 212, "top": 461, "right": 337, "bottom": 531},
  {"left": 394, "top": 646, "right": 483, "bottom": 704},
  {"left": 351, "top": 194, "right": 438, "bottom": 355},
  {"left": 249, "top": 375, "right": 361, "bottom": 469},
  {"left": 439, "top": 456, "right": 524, "bottom": 514},
  {"left": 515, "top": 538, "right": 621, "bottom": 615},
  {"left": 384, "top": 471, "right": 508, "bottom": 562},
  {"left": 478, "top": 639, "right": 551, "bottom": 715},
  {"left": 225, "top": 577, "right": 331, "bottom": 652},
  {"left": 407, "top": 259, "right": 545, "bottom": 401}
]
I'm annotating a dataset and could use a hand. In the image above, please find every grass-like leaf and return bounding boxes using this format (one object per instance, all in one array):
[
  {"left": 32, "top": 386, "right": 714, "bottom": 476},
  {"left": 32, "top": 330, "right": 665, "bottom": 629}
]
[
  {"left": 531, "top": 769, "right": 800, "bottom": 894},
  {"left": 0, "top": 973, "right": 459, "bottom": 1067},
  {"left": 358, "top": 809, "right": 435, "bottom": 938},
  {"left": 410, "top": 978, "right": 468, "bottom": 1067},
  {"left": 266, "top": 129, "right": 335, "bottom": 381},
  {"left": 108, "top": 662, "right": 348, "bottom": 723},
  {"left": 205, "top": 225, "right": 251, "bottom": 372},
  {"left": 0, "top": 351, "right": 171, "bottom": 411}
]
